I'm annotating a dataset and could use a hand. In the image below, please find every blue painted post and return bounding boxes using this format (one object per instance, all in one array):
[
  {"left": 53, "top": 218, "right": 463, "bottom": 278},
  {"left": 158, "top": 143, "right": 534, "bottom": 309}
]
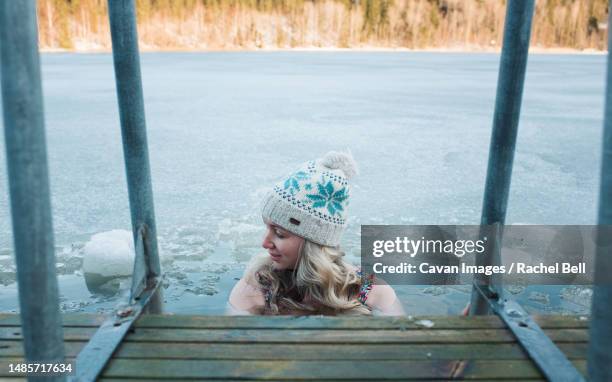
[
  {"left": 107, "top": 0, "right": 162, "bottom": 312},
  {"left": 469, "top": 0, "right": 535, "bottom": 315},
  {"left": 587, "top": 4, "right": 612, "bottom": 380},
  {"left": 0, "top": 0, "right": 66, "bottom": 377}
]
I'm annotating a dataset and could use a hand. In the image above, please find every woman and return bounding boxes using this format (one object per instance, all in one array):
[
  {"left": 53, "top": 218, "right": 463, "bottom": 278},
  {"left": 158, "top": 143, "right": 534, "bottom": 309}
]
[{"left": 228, "top": 151, "right": 404, "bottom": 316}]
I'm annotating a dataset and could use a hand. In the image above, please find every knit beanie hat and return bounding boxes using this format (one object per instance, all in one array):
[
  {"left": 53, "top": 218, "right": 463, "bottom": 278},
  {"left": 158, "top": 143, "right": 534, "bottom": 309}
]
[{"left": 261, "top": 151, "right": 358, "bottom": 247}]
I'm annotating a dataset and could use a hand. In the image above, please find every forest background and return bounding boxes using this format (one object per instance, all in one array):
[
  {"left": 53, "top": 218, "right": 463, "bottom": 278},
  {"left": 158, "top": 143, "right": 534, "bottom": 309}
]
[{"left": 39, "top": 0, "right": 609, "bottom": 51}]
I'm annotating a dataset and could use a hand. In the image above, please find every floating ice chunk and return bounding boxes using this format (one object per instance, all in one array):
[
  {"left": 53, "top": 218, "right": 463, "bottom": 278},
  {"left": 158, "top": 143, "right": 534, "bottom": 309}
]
[
  {"left": 216, "top": 219, "right": 262, "bottom": 250},
  {"left": 0, "top": 255, "right": 14, "bottom": 268},
  {"left": 185, "top": 285, "right": 218, "bottom": 296},
  {"left": 560, "top": 286, "right": 593, "bottom": 308},
  {"left": 200, "top": 275, "right": 221, "bottom": 283},
  {"left": 421, "top": 286, "right": 447, "bottom": 296},
  {"left": 415, "top": 319, "right": 435, "bottom": 328},
  {"left": 528, "top": 291, "right": 550, "bottom": 305},
  {"left": 506, "top": 285, "right": 525, "bottom": 295},
  {"left": 0, "top": 254, "right": 16, "bottom": 286},
  {"left": 83, "top": 230, "right": 134, "bottom": 293},
  {"left": 217, "top": 218, "right": 233, "bottom": 240},
  {"left": 55, "top": 250, "right": 83, "bottom": 275},
  {"left": 83, "top": 230, "right": 134, "bottom": 277},
  {"left": 0, "top": 270, "right": 16, "bottom": 286},
  {"left": 60, "top": 300, "right": 90, "bottom": 313}
]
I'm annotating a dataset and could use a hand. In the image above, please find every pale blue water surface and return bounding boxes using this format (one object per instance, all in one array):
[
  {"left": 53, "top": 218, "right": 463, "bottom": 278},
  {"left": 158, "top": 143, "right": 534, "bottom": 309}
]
[{"left": 0, "top": 52, "right": 605, "bottom": 315}]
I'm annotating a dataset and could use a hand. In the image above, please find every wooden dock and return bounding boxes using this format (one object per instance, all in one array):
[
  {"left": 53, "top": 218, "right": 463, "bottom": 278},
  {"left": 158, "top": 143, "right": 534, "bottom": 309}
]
[{"left": 0, "top": 313, "right": 589, "bottom": 380}]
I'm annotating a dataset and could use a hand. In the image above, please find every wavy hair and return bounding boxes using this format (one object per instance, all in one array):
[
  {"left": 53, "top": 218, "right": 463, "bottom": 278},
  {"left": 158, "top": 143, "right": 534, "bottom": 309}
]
[{"left": 245, "top": 240, "right": 371, "bottom": 315}]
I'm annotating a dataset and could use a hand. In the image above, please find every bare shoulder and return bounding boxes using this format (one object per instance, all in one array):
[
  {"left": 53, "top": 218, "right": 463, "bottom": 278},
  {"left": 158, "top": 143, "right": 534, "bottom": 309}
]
[
  {"left": 364, "top": 283, "right": 396, "bottom": 309},
  {"left": 228, "top": 276, "right": 266, "bottom": 314},
  {"left": 365, "top": 283, "right": 406, "bottom": 316}
]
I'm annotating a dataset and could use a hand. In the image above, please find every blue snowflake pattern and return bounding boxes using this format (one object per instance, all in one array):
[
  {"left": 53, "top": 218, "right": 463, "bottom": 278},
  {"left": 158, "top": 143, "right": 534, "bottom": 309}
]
[
  {"left": 283, "top": 170, "right": 310, "bottom": 195},
  {"left": 305, "top": 180, "right": 348, "bottom": 216}
]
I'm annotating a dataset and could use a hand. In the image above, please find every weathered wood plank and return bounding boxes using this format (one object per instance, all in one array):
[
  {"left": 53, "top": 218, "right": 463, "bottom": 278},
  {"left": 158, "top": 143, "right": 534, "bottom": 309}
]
[
  {"left": 134, "top": 314, "right": 589, "bottom": 330},
  {"left": 0, "top": 357, "right": 575, "bottom": 379},
  {"left": 0, "top": 314, "right": 590, "bottom": 329},
  {"left": 0, "top": 340, "right": 589, "bottom": 360},
  {"left": 102, "top": 327, "right": 592, "bottom": 344},
  {"left": 0, "top": 313, "right": 105, "bottom": 327},
  {"left": 0, "top": 327, "right": 589, "bottom": 343},
  {"left": 94, "top": 359, "right": 585, "bottom": 379}
]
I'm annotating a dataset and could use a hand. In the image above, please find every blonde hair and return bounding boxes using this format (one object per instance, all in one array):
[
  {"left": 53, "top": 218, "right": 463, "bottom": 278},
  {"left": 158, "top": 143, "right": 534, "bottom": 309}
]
[{"left": 245, "top": 240, "right": 371, "bottom": 315}]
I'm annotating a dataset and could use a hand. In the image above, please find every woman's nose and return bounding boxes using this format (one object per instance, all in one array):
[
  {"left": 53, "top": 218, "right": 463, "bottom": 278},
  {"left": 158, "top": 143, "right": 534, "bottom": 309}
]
[{"left": 262, "top": 230, "right": 274, "bottom": 249}]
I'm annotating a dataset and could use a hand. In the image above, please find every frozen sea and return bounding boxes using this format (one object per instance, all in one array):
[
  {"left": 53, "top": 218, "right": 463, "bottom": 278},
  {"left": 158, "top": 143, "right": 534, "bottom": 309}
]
[{"left": 0, "top": 52, "right": 605, "bottom": 315}]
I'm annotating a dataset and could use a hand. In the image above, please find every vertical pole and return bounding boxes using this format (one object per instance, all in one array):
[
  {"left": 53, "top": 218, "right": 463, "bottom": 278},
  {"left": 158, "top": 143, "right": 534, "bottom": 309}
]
[
  {"left": 587, "top": 4, "right": 612, "bottom": 380},
  {"left": 0, "top": 0, "right": 66, "bottom": 378},
  {"left": 469, "top": 0, "right": 535, "bottom": 315},
  {"left": 108, "top": 0, "right": 162, "bottom": 312}
]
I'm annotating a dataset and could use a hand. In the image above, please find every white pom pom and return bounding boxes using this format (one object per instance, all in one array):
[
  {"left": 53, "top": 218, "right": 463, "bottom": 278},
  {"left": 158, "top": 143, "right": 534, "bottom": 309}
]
[{"left": 320, "top": 150, "right": 359, "bottom": 180}]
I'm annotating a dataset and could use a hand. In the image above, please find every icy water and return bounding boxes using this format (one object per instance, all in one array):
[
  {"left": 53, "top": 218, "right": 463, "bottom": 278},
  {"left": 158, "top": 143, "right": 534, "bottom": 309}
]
[{"left": 0, "top": 52, "right": 605, "bottom": 315}]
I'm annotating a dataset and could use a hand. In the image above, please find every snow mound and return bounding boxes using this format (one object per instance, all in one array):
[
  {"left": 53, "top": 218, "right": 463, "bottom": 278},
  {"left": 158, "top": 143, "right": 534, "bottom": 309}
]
[{"left": 83, "top": 230, "right": 134, "bottom": 278}]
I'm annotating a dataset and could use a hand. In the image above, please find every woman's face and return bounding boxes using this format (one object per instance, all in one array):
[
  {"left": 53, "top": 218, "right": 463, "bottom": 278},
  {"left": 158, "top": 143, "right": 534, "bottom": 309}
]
[{"left": 261, "top": 221, "right": 304, "bottom": 270}]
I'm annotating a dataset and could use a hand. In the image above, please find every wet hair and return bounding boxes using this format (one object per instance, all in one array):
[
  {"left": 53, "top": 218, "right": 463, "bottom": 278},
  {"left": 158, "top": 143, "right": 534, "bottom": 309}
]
[{"left": 245, "top": 240, "right": 371, "bottom": 315}]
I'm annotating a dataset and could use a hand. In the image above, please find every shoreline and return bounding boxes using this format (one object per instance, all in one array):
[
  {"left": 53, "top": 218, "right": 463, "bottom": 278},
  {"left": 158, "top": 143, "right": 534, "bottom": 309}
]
[{"left": 40, "top": 46, "right": 607, "bottom": 55}]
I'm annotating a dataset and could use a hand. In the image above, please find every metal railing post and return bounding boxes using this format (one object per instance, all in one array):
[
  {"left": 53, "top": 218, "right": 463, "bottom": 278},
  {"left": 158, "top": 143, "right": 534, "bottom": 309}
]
[
  {"left": 587, "top": 4, "right": 612, "bottom": 380},
  {"left": 469, "top": 0, "right": 535, "bottom": 315},
  {"left": 0, "top": 0, "right": 66, "bottom": 378},
  {"left": 107, "top": 0, "right": 162, "bottom": 313}
]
